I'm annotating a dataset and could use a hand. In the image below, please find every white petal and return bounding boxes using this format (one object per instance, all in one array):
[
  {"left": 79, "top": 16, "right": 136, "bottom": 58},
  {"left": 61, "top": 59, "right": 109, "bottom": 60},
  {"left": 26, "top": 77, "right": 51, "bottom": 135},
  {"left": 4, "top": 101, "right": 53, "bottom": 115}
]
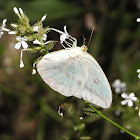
[
  {"left": 8, "top": 31, "right": 16, "bottom": 34},
  {"left": 135, "top": 106, "right": 138, "bottom": 110},
  {"left": 115, "top": 88, "right": 121, "bottom": 93},
  {"left": 20, "top": 60, "right": 24, "bottom": 68},
  {"left": 19, "top": 8, "right": 24, "bottom": 15},
  {"left": 112, "top": 79, "right": 121, "bottom": 87},
  {"left": 32, "top": 69, "right": 36, "bottom": 75},
  {"left": 121, "top": 82, "right": 126, "bottom": 88},
  {"left": 3, "top": 28, "right": 10, "bottom": 32},
  {"left": 136, "top": 18, "right": 140, "bottom": 22},
  {"left": 15, "top": 42, "right": 21, "bottom": 49},
  {"left": 128, "top": 100, "right": 133, "bottom": 107},
  {"left": 60, "top": 34, "right": 67, "bottom": 42},
  {"left": 16, "top": 36, "right": 21, "bottom": 41},
  {"left": 0, "top": 32, "right": 4, "bottom": 37},
  {"left": 64, "top": 25, "right": 68, "bottom": 34},
  {"left": 41, "top": 14, "right": 47, "bottom": 22},
  {"left": 121, "top": 100, "right": 128, "bottom": 105},
  {"left": 129, "top": 92, "right": 135, "bottom": 98},
  {"left": 131, "top": 97, "right": 137, "bottom": 101},
  {"left": 33, "top": 39, "right": 41, "bottom": 45},
  {"left": 2, "top": 19, "right": 7, "bottom": 26},
  {"left": 21, "top": 41, "right": 28, "bottom": 49},
  {"left": 13, "top": 7, "right": 21, "bottom": 18},
  {"left": 137, "top": 69, "right": 140, "bottom": 73},
  {"left": 33, "top": 26, "right": 39, "bottom": 32},
  {"left": 138, "top": 73, "right": 140, "bottom": 79},
  {"left": 22, "top": 37, "right": 28, "bottom": 41},
  {"left": 121, "top": 93, "right": 128, "bottom": 99},
  {"left": 42, "top": 34, "right": 47, "bottom": 40}
]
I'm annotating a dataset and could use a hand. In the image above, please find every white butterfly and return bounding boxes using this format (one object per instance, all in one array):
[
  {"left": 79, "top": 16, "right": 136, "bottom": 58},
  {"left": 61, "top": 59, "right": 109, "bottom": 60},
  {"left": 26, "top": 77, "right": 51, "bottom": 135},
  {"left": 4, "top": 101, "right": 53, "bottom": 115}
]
[{"left": 37, "top": 44, "right": 112, "bottom": 108}]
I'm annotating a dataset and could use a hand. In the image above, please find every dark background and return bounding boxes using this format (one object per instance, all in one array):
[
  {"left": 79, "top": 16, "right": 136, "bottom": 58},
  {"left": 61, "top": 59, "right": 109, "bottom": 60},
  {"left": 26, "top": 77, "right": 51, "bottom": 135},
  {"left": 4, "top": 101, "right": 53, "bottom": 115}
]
[{"left": 0, "top": 0, "right": 140, "bottom": 140}]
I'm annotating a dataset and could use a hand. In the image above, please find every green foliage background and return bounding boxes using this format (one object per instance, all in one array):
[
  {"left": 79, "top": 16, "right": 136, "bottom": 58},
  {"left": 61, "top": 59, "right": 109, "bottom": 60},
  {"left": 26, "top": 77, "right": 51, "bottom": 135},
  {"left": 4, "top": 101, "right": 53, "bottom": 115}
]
[{"left": 0, "top": 0, "right": 140, "bottom": 140}]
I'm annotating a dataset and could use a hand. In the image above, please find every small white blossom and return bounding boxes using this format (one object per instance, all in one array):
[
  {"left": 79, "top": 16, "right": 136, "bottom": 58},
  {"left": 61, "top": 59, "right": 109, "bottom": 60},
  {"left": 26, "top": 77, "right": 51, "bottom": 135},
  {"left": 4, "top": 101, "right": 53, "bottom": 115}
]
[
  {"left": 15, "top": 36, "right": 28, "bottom": 49},
  {"left": 8, "top": 31, "right": 16, "bottom": 34},
  {"left": 33, "top": 39, "right": 51, "bottom": 45},
  {"left": 19, "top": 8, "right": 24, "bottom": 16},
  {"left": 121, "top": 92, "right": 137, "bottom": 107},
  {"left": 41, "top": 14, "right": 47, "bottom": 22},
  {"left": 136, "top": 18, "right": 140, "bottom": 22},
  {"left": 0, "top": 19, "right": 10, "bottom": 38},
  {"left": 20, "top": 60, "right": 24, "bottom": 68},
  {"left": 42, "top": 34, "right": 47, "bottom": 41},
  {"left": 32, "top": 69, "right": 36, "bottom": 75},
  {"left": 60, "top": 26, "right": 69, "bottom": 43},
  {"left": 13, "top": 7, "right": 24, "bottom": 18},
  {"left": 33, "top": 26, "right": 39, "bottom": 32},
  {"left": 112, "top": 79, "right": 126, "bottom": 94},
  {"left": 137, "top": 69, "right": 140, "bottom": 78}
]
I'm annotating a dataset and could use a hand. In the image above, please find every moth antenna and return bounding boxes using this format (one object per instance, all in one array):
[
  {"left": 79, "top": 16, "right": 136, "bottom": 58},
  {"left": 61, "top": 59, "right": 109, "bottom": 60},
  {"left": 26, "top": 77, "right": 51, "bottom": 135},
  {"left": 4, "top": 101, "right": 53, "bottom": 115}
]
[
  {"left": 87, "top": 27, "right": 95, "bottom": 47},
  {"left": 81, "top": 34, "right": 86, "bottom": 45}
]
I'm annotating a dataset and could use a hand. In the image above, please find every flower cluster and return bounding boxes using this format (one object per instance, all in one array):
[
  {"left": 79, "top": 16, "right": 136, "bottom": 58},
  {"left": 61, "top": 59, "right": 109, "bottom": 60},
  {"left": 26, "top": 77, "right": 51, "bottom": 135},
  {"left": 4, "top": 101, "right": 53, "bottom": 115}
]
[
  {"left": 112, "top": 78, "right": 139, "bottom": 116},
  {"left": 0, "top": 7, "right": 77, "bottom": 71}
]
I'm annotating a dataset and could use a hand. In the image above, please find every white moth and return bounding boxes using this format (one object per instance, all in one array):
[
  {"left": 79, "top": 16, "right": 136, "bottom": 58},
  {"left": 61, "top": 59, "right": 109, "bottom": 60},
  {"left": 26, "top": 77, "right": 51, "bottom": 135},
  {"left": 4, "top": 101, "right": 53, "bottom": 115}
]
[{"left": 37, "top": 45, "right": 112, "bottom": 108}]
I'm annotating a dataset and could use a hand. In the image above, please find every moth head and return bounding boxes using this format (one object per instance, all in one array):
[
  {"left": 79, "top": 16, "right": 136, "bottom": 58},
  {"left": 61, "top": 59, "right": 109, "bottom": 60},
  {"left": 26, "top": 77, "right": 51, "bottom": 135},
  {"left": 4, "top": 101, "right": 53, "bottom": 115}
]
[{"left": 81, "top": 45, "right": 88, "bottom": 52}]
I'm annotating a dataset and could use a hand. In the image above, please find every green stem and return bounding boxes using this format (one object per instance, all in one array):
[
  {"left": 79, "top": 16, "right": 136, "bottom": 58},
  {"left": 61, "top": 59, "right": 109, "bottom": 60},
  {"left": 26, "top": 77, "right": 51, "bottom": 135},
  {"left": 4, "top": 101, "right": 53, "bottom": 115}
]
[{"left": 84, "top": 100, "right": 140, "bottom": 140}]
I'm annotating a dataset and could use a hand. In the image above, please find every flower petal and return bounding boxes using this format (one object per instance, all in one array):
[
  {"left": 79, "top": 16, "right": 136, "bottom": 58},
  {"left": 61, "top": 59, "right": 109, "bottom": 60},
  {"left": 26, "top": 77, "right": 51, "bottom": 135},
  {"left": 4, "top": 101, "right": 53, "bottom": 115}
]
[
  {"left": 42, "top": 34, "right": 47, "bottom": 41},
  {"left": 138, "top": 73, "right": 140, "bottom": 79},
  {"left": 20, "top": 60, "right": 24, "bottom": 68},
  {"left": 15, "top": 42, "right": 21, "bottom": 49},
  {"left": 60, "top": 34, "right": 67, "bottom": 43},
  {"left": 41, "top": 14, "right": 47, "bottom": 22},
  {"left": 115, "top": 88, "right": 121, "bottom": 94},
  {"left": 121, "top": 93, "right": 128, "bottom": 99},
  {"left": 121, "top": 100, "right": 128, "bottom": 105},
  {"left": 16, "top": 36, "right": 21, "bottom": 41},
  {"left": 19, "top": 8, "right": 24, "bottom": 16},
  {"left": 33, "top": 26, "right": 39, "bottom": 32},
  {"left": 128, "top": 100, "right": 133, "bottom": 107},
  {"left": 112, "top": 79, "right": 121, "bottom": 87},
  {"left": 131, "top": 97, "right": 137, "bottom": 101},
  {"left": 129, "top": 92, "right": 135, "bottom": 98},
  {"left": 3, "top": 28, "right": 10, "bottom": 32},
  {"left": 64, "top": 26, "right": 68, "bottom": 34},
  {"left": 21, "top": 41, "right": 28, "bottom": 49},
  {"left": 33, "top": 39, "right": 41, "bottom": 45},
  {"left": 137, "top": 69, "right": 140, "bottom": 73},
  {"left": 2, "top": 19, "right": 7, "bottom": 28}
]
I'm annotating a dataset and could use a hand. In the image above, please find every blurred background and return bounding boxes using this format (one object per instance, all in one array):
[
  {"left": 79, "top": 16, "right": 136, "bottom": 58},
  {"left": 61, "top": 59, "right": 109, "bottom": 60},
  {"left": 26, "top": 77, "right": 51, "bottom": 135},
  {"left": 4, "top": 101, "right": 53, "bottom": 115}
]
[{"left": 0, "top": 0, "right": 140, "bottom": 140}]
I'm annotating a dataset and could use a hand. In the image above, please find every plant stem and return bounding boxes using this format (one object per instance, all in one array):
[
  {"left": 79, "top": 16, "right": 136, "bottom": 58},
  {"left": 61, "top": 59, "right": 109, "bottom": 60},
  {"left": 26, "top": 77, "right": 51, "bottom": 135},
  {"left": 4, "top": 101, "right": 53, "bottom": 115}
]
[{"left": 84, "top": 100, "right": 140, "bottom": 140}]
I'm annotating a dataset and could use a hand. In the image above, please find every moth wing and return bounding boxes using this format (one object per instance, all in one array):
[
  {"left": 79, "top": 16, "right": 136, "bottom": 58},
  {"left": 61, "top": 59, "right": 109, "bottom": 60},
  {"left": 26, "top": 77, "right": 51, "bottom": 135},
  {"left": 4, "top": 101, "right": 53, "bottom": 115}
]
[{"left": 37, "top": 49, "right": 112, "bottom": 108}]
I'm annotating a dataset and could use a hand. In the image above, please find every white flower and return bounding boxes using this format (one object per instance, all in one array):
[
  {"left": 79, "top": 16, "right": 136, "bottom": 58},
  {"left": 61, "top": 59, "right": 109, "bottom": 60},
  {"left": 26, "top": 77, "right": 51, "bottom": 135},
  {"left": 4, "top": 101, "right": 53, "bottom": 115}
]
[
  {"left": 0, "top": 19, "right": 10, "bottom": 38},
  {"left": 121, "top": 92, "right": 137, "bottom": 107},
  {"left": 112, "top": 79, "right": 126, "bottom": 94},
  {"left": 33, "top": 26, "right": 39, "bottom": 32},
  {"left": 137, "top": 69, "right": 140, "bottom": 78},
  {"left": 33, "top": 39, "right": 51, "bottom": 45},
  {"left": 60, "top": 26, "right": 69, "bottom": 43},
  {"left": 50, "top": 26, "right": 77, "bottom": 48},
  {"left": 8, "top": 31, "right": 16, "bottom": 34},
  {"left": 15, "top": 36, "right": 28, "bottom": 49},
  {"left": 42, "top": 34, "right": 47, "bottom": 41},
  {"left": 20, "top": 60, "right": 24, "bottom": 68},
  {"left": 13, "top": 7, "right": 24, "bottom": 18},
  {"left": 32, "top": 69, "right": 36, "bottom": 75},
  {"left": 136, "top": 18, "right": 140, "bottom": 22},
  {"left": 41, "top": 14, "right": 47, "bottom": 22}
]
